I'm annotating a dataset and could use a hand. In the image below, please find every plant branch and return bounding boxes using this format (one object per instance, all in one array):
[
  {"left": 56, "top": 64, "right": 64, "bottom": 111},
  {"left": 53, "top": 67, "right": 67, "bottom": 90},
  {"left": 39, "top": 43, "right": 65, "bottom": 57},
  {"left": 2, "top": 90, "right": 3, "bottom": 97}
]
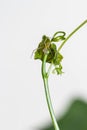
[
  {"left": 47, "top": 63, "right": 53, "bottom": 77},
  {"left": 58, "top": 20, "right": 87, "bottom": 52}
]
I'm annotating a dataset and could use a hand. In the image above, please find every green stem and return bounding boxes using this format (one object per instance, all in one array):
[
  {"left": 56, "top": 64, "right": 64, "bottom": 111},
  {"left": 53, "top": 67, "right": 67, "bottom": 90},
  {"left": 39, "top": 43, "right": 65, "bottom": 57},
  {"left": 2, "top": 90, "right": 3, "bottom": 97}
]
[
  {"left": 41, "top": 54, "right": 60, "bottom": 130},
  {"left": 47, "top": 63, "right": 53, "bottom": 77},
  {"left": 58, "top": 20, "right": 87, "bottom": 51}
]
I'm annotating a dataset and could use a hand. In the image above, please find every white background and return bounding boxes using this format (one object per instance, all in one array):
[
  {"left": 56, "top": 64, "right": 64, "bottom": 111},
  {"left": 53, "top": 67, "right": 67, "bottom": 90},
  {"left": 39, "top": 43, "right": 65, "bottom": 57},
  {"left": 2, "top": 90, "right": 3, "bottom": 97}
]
[{"left": 0, "top": 0, "right": 87, "bottom": 130}]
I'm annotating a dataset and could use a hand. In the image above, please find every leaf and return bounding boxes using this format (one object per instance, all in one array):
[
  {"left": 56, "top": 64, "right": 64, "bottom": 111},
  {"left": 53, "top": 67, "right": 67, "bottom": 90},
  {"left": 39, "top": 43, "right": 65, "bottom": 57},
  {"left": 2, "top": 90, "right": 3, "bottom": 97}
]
[
  {"left": 46, "top": 43, "right": 57, "bottom": 63},
  {"left": 53, "top": 52, "right": 63, "bottom": 65},
  {"left": 34, "top": 48, "right": 43, "bottom": 60},
  {"left": 34, "top": 35, "right": 51, "bottom": 61},
  {"left": 40, "top": 99, "right": 87, "bottom": 130},
  {"left": 52, "top": 64, "right": 63, "bottom": 75}
]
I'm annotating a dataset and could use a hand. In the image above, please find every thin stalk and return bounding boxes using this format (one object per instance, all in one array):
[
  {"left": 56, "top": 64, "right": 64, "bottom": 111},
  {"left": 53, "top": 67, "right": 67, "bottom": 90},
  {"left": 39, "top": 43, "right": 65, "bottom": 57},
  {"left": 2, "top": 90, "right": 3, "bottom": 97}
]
[
  {"left": 58, "top": 20, "right": 87, "bottom": 52},
  {"left": 47, "top": 63, "right": 53, "bottom": 77},
  {"left": 41, "top": 54, "right": 60, "bottom": 130}
]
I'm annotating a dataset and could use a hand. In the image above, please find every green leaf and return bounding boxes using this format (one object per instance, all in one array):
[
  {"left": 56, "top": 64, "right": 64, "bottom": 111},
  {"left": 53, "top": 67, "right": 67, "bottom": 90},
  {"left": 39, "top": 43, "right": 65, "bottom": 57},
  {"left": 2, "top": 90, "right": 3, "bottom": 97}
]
[
  {"left": 46, "top": 43, "right": 57, "bottom": 63},
  {"left": 52, "top": 64, "right": 63, "bottom": 75},
  {"left": 34, "top": 48, "right": 43, "bottom": 60},
  {"left": 53, "top": 52, "right": 63, "bottom": 65},
  {"left": 34, "top": 35, "right": 51, "bottom": 61},
  {"left": 40, "top": 99, "right": 87, "bottom": 130}
]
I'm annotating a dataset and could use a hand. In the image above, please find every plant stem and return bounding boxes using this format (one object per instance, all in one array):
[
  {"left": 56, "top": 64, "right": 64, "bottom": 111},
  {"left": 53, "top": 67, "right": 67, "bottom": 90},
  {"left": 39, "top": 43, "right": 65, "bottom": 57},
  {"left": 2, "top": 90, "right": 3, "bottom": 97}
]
[
  {"left": 41, "top": 54, "right": 60, "bottom": 130},
  {"left": 58, "top": 20, "right": 87, "bottom": 52},
  {"left": 47, "top": 63, "right": 53, "bottom": 77},
  {"left": 40, "top": 19, "right": 87, "bottom": 130}
]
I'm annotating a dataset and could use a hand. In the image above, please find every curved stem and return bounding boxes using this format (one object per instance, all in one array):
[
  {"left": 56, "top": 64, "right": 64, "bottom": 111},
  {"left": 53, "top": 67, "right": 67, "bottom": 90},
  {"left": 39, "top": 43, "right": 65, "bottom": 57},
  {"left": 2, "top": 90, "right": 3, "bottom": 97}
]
[
  {"left": 58, "top": 19, "right": 87, "bottom": 52},
  {"left": 41, "top": 54, "right": 60, "bottom": 130}
]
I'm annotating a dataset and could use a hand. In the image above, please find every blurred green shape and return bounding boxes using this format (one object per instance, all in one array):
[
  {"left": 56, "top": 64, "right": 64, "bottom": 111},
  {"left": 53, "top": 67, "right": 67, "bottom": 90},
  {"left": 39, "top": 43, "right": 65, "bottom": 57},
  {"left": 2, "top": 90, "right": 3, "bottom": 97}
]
[{"left": 40, "top": 99, "right": 87, "bottom": 130}]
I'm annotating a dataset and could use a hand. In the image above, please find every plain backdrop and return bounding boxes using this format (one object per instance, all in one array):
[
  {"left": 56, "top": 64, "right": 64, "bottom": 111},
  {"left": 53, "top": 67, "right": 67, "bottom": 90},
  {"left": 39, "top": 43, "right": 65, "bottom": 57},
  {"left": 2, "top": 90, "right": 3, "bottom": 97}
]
[{"left": 0, "top": 0, "right": 87, "bottom": 130}]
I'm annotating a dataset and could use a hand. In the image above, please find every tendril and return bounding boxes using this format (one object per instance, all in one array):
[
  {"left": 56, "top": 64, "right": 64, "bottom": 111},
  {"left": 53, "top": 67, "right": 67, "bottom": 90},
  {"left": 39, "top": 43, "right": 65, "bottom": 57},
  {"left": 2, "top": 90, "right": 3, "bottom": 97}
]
[{"left": 51, "top": 31, "right": 66, "bottom": 42}]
